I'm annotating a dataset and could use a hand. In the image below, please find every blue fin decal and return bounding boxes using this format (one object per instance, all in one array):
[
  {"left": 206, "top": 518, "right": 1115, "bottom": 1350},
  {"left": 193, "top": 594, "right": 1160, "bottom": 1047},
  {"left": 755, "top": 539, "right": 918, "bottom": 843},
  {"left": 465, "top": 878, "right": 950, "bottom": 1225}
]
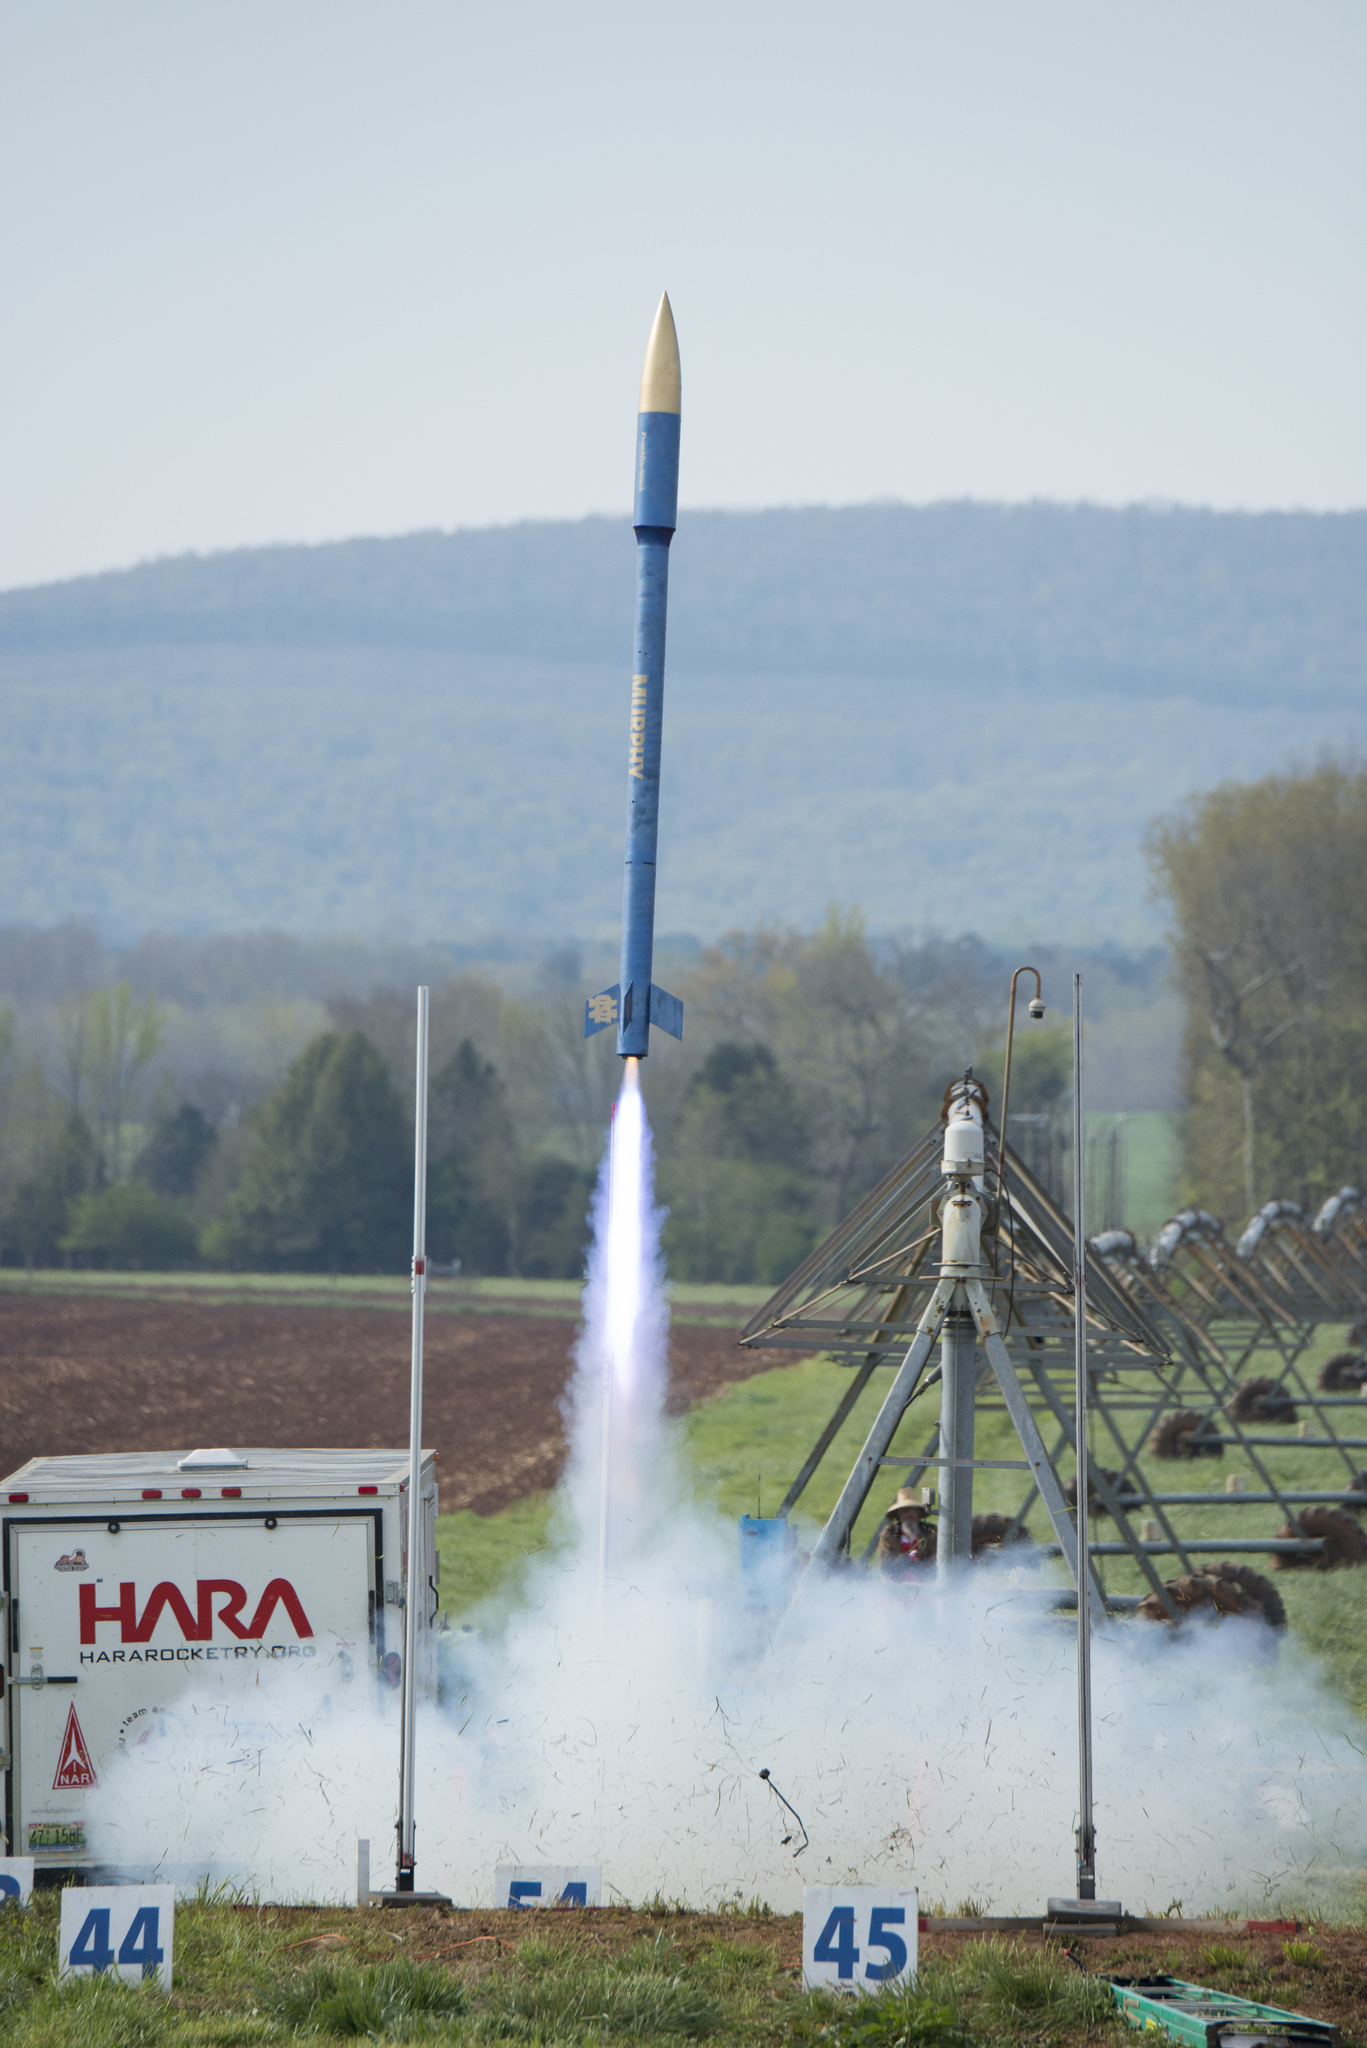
[{"left": 584, "top": 984, "right": 621, "bottom": 1038}]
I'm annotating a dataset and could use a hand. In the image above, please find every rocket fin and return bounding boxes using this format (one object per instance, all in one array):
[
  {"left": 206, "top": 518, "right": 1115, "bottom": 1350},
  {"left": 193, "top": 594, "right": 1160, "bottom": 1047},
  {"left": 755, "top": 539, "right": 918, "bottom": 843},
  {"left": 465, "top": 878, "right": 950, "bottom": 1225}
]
[
  {"left": 648, "top": 985, "right": 683, "bottom": 1040},
  {"left": 584, "top": 985, "right": 621, "bottom": 1038}
]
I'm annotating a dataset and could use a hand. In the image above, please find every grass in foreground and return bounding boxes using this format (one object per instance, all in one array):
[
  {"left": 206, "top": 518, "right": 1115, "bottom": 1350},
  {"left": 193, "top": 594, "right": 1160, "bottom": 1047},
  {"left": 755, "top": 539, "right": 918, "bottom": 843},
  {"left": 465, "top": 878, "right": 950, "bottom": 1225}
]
[
  {"left": 790, "top": 1940, "right": 1118, "bottom": 2048},
  {"left": 0, "top": 1901, "right": 1151, "bottom": 2048},
  {"left": 6, "top": 1900, "right": 1365, "bottom": 2047}
]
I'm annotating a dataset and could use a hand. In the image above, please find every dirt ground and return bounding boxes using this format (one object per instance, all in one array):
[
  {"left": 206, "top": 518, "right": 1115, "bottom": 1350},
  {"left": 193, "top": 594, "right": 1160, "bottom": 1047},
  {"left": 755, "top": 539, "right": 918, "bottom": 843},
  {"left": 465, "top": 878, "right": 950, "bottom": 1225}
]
[
  {"left": 0, "top": 1290, "right": 766, "bottom": 1514},
  {"left": 254, "top": 1906, "right": 1367, "bottom": 2041}
]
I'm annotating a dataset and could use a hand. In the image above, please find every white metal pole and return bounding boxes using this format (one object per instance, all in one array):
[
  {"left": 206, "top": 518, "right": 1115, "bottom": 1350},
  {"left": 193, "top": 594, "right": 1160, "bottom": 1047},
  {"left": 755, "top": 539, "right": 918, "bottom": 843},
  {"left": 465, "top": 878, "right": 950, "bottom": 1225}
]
[
  {"left": 398, "top": 984, "right": 429, "bottom": 1890},
  {"left": 1072, "top": 971, "right": 1096, "bottom": 1900}
]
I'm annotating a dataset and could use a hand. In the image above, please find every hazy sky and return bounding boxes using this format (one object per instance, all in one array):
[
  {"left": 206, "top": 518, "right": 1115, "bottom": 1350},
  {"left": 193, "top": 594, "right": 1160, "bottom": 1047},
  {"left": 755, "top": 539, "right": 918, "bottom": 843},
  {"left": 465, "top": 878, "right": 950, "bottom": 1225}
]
[{"left": 1, "top": 2, "right": 1362, "bottom": 590}]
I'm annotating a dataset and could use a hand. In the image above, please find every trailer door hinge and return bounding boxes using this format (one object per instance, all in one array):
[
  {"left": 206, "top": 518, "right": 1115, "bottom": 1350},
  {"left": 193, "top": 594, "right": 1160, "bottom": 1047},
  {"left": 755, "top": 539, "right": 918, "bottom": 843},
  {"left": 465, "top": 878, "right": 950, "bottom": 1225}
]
[{"left": 384, "top": 1580, "right": 406, "bottom": 1608}]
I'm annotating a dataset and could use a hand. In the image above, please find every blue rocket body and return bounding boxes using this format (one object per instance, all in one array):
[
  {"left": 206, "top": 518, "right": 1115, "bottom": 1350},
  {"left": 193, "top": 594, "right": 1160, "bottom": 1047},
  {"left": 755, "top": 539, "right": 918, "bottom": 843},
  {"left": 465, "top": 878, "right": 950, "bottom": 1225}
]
[
  {"left": 618, "top": 405, "right": 680, "bottom": 1054},
  {"left": 586, "top": 299, "right": 683, "bottom": 1058}
]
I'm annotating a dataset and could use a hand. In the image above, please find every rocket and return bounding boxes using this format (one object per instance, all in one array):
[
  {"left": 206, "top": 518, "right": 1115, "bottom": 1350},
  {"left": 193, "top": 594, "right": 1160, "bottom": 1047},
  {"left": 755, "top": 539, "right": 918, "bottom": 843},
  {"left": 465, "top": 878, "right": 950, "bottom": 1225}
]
[{"left": 585, "top": 293, "right": 684, "bottom": 1059}]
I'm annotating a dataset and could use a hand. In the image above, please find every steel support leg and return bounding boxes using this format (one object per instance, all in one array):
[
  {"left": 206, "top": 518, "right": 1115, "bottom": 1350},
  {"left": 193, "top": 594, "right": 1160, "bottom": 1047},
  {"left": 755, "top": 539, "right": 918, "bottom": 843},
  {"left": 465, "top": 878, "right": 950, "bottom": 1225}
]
[
  {"left": 939, "top": 1308, "right": 977, "bottom": 1565},
  {"left": 811, "top": 1277, "right": 955, "bottom": 1567},
  {"left": 962, "top": 1281, "right": 1106, "bottom": 1626}
]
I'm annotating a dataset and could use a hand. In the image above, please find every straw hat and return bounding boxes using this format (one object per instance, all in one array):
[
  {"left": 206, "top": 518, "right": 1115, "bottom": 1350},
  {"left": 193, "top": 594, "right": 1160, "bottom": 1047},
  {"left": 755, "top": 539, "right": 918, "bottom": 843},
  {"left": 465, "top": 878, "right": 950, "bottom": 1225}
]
[{"left": 884, "top": 1486, "right": 931, "bottom": 1519}]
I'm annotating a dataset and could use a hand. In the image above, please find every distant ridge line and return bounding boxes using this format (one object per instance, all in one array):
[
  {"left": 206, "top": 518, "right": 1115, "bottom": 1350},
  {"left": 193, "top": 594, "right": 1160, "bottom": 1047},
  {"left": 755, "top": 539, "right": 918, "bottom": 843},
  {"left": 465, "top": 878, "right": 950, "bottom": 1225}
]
[{"left": 0, "top": 501, "right": 1362, "bottom": 709}]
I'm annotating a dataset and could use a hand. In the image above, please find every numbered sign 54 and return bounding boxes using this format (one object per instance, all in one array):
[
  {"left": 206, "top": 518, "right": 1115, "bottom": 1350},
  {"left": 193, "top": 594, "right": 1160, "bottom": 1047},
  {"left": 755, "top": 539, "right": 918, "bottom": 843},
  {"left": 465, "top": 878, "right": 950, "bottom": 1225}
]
[
  {"left": 803, "top": 1886, "right": 918, "bottom": 1991},
  {"left": 59, "top": 1885, "right": 175, "bottom": 1990},
  {"left": 494, "top": 1864, "right": 601, "bottom": 1909}
]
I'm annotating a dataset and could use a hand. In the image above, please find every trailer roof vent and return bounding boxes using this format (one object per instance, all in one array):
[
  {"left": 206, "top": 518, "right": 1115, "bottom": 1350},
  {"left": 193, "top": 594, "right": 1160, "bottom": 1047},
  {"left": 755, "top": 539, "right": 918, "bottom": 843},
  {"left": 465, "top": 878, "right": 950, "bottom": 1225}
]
[{"left": 177, "top": 1448, "right": 249, "bottom": 1470}]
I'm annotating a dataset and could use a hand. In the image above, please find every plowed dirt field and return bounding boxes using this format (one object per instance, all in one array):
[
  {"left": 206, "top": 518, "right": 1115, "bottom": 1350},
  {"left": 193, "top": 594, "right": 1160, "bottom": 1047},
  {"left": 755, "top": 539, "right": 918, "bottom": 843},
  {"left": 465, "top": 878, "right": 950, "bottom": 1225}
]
[{"left": 0, "top": 1289, "right": 764, "bottom": 1514}]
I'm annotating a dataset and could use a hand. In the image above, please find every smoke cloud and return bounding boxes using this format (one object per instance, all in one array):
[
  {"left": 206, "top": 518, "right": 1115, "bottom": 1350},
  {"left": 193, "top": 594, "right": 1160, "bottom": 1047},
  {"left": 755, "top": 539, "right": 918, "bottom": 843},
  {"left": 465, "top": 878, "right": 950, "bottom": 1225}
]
[{"left": 88, "top": 1084, "right": 1367, "bottom": 1914}]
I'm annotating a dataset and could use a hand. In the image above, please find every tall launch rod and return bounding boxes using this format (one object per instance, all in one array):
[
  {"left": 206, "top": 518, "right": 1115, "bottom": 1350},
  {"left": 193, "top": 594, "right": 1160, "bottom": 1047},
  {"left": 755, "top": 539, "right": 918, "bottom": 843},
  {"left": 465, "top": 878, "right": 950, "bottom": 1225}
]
[
  {"left": 397, "top": 983, "right": 429, "bottom": 1892},
  {"left": 1072, "top": 971, "right": 1096, "bottom": 1902}
]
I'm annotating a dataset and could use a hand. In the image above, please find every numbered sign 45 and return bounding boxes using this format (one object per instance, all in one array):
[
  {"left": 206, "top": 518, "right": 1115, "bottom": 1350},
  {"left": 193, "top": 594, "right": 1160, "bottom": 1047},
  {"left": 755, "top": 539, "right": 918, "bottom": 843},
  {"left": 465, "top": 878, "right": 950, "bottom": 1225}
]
[
  {"left": 803, "top": 1886, "right": 918, "bottom": 1992},
  {"left": 59, "top": 1885, "right": 175, "bottom": 1990},
  {"left": 494, "top": 1865, "right": 601, "bottom": 1909}
]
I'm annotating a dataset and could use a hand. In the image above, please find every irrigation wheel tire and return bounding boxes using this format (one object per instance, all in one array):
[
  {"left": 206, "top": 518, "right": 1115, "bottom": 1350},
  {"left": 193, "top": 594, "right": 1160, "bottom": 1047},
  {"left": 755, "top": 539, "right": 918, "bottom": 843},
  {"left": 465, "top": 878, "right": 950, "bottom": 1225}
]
[
  {"left": 1063, "top": 1467, "right": 1122, "bottom": 1518},
  {"left": 1136, "top": 1572, "right": 1226, "bottom": 1623},
  {"left": 1227, "top": 1377, "right": 1297, "bottom": 1424},
  {"left": 970, "top": 1513, "right": 1029, "bottom": 1556},
  {"left": 1209, "top": 1561, "right": 1288, "bottom": 1629},
  {"left": 1149, "top": 1409, "right": 1224, "bottom": 1460},
  {"left": 1318, "top": 1350, "right": 1367, "bottom": 1391},
  {"left": 1271, "top": 1506, "right": 1367, "bottom": 1572},
  {"left": 1137, "top": 1565, "right": 1285, "bottom": 1629}
]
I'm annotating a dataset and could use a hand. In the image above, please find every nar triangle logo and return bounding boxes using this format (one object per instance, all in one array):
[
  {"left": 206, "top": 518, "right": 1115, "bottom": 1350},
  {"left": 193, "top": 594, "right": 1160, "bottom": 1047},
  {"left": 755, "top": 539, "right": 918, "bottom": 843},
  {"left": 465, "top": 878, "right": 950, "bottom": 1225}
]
[{"left": 52, "top": 1702, "right": 97, "bottom": 1790}]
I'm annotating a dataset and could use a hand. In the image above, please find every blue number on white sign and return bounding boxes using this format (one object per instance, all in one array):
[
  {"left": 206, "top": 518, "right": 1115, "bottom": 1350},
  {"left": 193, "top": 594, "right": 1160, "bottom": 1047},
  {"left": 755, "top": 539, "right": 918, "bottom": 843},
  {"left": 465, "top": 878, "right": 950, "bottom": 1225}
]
[
  {"left": 864, "top": 1907, "right": 907, "bottom": 1981},
  {"left": 557, "top": 1883, "right": 587, "bottom": 1907},
  {"left": 508, "top": 1881, "right": 542, "bottom": 1907},
  {"left": 69, "top": 1908, "right": 116, "bottom": 1974},
  {"left": 0, "top": 1876, "right": 20, "bottom": 1901},
  {"left": 118, "top": 1907, "right": 165, "bottom": 1979},
  {"left": 813, "top": 1906, "right": 860, "bottom": 1981}
]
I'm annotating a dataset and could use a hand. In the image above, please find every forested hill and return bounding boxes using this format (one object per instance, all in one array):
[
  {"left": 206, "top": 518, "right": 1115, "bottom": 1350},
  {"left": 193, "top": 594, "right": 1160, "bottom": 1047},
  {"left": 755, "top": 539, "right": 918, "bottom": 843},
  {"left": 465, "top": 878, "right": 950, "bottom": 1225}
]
[
  {"left": 3, "top": 503, "right": 1363, "bottom": 709},
  {"left": 2, "top": 504, "right": 1363, "bottom": 943}
]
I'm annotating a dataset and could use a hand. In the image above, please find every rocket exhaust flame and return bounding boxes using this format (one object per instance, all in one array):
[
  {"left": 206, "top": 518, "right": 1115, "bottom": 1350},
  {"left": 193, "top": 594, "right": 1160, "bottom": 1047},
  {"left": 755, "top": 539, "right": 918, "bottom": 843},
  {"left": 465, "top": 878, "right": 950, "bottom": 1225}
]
[
  {"left": 605, "top": 1062, "right": 646, "bottom": 1408},
  {"left": 595, "top": 1059, "right": 667, "bottom": 1608}
]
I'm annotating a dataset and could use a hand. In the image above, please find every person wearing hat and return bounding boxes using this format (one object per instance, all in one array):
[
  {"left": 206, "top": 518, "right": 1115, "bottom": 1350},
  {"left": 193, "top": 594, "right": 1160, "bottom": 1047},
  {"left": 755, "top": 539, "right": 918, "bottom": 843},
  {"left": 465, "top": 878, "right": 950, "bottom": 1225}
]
[{"left": 875, "top": 1486, "right": 936, "bottom": 1575}]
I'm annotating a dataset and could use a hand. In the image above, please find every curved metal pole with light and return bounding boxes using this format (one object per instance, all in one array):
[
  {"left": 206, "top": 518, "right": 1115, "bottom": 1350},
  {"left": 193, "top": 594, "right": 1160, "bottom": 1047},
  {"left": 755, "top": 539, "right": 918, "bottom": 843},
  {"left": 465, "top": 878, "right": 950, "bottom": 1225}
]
[{"left": 992, "top": 967, "right": 1045, "bottom": 1299}]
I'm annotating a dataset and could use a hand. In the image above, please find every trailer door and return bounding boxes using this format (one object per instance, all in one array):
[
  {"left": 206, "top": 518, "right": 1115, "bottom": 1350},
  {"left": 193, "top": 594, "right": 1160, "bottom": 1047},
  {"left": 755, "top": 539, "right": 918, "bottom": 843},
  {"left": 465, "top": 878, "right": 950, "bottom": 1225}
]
[{"left": 6, "top": 1512, "right": 375, "bottom": 1868}]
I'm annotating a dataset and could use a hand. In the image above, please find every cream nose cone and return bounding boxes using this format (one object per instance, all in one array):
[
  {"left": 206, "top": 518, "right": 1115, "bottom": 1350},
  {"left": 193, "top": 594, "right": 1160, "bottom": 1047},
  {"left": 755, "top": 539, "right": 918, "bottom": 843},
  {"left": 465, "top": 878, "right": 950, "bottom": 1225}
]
[{"left": 638, "top": 292, "right": 681, "bottom": 415}]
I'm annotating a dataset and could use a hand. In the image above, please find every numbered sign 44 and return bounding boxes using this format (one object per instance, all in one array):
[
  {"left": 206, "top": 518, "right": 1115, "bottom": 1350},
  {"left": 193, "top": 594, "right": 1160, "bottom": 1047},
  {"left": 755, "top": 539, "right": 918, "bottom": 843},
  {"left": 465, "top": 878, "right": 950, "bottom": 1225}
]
[
  {"left": 494, "top": 1865, "right": 601, "bottom": 1909},
  {"left": 803, "top": 1886, "right": 918, "bottom": 1992},
  {"left": 59, "top": 1885, "right": 175, "bottom": 1990}
]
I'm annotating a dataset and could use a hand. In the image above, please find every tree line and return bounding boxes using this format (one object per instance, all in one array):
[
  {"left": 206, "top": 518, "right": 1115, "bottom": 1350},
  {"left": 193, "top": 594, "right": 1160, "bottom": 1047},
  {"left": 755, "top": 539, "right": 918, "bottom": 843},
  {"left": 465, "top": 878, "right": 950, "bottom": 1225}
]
[
  {"left": 0, "top": 916, "right": 1025, "bottom": 1281},
  {"left": 8, "top": 743, "right": 1355, "bottom": 1286},
  {"left": 1149, "top": 758, "right": 1367, "bottom": 1223}
]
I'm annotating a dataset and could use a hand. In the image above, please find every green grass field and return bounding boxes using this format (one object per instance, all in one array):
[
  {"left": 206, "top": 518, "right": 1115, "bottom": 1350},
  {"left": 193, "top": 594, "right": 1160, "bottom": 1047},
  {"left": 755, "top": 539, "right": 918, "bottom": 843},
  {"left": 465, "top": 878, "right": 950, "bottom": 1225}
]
[{"left": 437, "top": 1318, "right": 1367, "bottom": 1719}]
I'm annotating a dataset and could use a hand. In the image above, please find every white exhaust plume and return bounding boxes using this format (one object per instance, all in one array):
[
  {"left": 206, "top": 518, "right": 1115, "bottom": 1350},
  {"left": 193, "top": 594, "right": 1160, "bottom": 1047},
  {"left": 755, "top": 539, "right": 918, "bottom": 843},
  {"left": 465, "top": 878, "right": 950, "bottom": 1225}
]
[
  {"left": 88, "top": 1083, "right": 1367, "bottom": 1914},
  {"left": 578, "top": 1060, "right": 674, "bottom": 1597}
]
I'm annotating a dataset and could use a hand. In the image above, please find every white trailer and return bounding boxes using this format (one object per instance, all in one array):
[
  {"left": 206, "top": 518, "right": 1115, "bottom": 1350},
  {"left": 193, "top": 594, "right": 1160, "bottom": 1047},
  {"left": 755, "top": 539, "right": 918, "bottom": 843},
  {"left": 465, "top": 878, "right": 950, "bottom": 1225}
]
[{"left": 0, "top": 1446, "right": 438, "bottom": 1878}]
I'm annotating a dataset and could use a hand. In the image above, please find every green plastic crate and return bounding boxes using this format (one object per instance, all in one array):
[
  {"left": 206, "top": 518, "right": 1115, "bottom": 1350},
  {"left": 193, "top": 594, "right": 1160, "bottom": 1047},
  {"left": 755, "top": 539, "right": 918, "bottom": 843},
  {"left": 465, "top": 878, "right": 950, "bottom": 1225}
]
[{"left": 1109, "top": 1975, "right": 1339, "bottom": 2048}]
